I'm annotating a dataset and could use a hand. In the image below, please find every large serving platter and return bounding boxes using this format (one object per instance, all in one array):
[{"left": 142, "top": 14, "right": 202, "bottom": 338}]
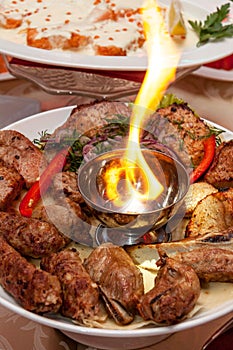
[
  {"left": 0, "top": 106, "right": 233, "bottom": 350},
  {"left": 0, "top": 0, "right": 232, "bottom": 71}
]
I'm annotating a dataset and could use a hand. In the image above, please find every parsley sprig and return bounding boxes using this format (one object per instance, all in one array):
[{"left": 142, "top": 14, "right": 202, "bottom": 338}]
[{"left": 188, "top": 2, "right": 233, "bottom": 46}]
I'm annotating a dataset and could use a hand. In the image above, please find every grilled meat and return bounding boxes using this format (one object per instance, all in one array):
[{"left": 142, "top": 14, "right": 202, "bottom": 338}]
[
  {"left": 32, "top": 203, "right": 93, "bottom": 246},
  {"left": 172, "top": 247, "right": 233, "bottom": 283},
  {"left": 52, "top": 100, "right": 131, "bottom": 139},
  {"left": 156, "top": 103, "right": 211, "bottom": 167},
  {"left": 41, "top": 248, "right": 105, "bottom": 323},
  {"left": 0, "top": 130, "right": 46, "bottom": 188},
  {"left": 0, "top": 211, "right": 69, "bottom": 258},
  {"left": 137, "top": 254, "right": 201, "bottom": 325},
  {"left": 0, "top": 159, "right": 24, "bottom": 210},
  {"left": 52, "top": 171, "right": 84, "bottom": 204},
  {"left": 84, "top": 243, "right": 144, "bottom": 325},
  {"left": 205, "top": 140, "right": 233, "bottom": 188},
  {"left": 0, "top": 236, "right": 62, "bottom": 313}
]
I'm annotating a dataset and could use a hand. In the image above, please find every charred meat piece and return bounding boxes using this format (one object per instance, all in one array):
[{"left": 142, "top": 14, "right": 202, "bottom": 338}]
[
  {"left": 41, "top": 248, "right": 105, "bottom": 323},
  {"left": 52, "top": 101, "right": 131, "bottom": 139},
  {"left": 156, "top": 103, "right": 211, "bottom": 167},
  {"left": 172, "top": 247, "right": 233, "bottom": 283},
  {"left": 32, "top": 203, "right": 93, "bottom": 246},
  {"left": 0, "top": 236, "right": 62, "bottom": 313},
  {"left": 137, "top": 255, "right": 200, "bottom": 325},
  {"left": 52, "top": 171, "right": 84, "bottom": 204},
  {"left": 0, "top": 211, "right": 69, "bottom": 258},
  {"left": 0, "top": 130, "right": 46, "bottom": 188},
  {"left": 205, "top": 140, "right": 233, "bottom": 188},
  {"left": 0, "top": 159, "right": 24, "bottom": 210},
  {"left": 84, "top": 243, "right": 144, "bottom": 325}
]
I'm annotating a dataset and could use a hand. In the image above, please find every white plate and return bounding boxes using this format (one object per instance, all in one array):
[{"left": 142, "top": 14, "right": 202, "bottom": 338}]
[
  {"left": 193, "top": 66, "right": 233, "bottom": 82},
  {"left": 0, "top": 106, "right": 233, "bottom": 350},
  {"left": 0, "top": 0, "right": 232, "bottom": 71}
]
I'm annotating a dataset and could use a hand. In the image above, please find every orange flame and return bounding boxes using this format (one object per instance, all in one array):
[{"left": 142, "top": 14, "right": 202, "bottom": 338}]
[{"left": 104, "top": 0, "right": 180, "bottom": 211}]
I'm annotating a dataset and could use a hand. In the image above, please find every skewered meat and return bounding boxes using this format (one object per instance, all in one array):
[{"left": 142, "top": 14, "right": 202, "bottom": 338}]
[
  {"left": 41, "top": 248, "right": 105, "bottom": 324},
  {"left": 84, "top": 243, "right": 144, "bottom": 325},
  {"left": 0, "top": 236, "right": 62, "bottom": 313},
  {"left": 205, "top": 140, "right": 233, "bottom": 188},
  {"left": 0, "top": 159, "right": 24, "bottom": 210},
  {"left": 137, "top": 254, "right": 201, "bottom": 325},
  {"left": 0, "top": 211, "right": 69, "bottom": 258},
  {"left": 0, "top": 130, "right": 46, "bottom": 188}
]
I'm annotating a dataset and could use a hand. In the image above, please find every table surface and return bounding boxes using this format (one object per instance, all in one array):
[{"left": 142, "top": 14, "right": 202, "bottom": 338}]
[{"left": 0, "top": 68, "right": 232, "bottom": 350}]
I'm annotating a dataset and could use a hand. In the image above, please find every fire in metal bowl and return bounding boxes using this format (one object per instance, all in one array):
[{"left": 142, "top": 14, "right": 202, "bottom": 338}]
[{"left": 78, "top": 149, "right": 190, "bottom": 246}]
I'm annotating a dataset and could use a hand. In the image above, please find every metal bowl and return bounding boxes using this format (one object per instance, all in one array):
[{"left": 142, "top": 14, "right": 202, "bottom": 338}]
[{"left": 78, "top": 149, "right": 190, "bottom": 246}]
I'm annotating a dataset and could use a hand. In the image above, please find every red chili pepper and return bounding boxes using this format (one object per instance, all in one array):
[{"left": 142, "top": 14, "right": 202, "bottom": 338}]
[
  {"left": 19, "top": 147, "right": 69, "bottom": 217},
  {"left": 190, "top": 134, "right": 216, "bottom": 184}
]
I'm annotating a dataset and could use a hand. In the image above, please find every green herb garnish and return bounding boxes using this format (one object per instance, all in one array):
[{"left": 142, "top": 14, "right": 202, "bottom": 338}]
[{"left": 188, "top": 2, "right": 233, "bottom": 46}]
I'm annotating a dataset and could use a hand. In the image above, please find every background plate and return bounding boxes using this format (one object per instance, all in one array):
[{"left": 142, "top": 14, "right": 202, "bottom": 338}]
[{"left": 0, "top": 0, "right": 232, "bottom": 71}]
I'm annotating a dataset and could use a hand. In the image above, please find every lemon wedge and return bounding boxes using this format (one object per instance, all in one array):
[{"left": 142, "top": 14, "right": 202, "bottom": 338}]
[{"left": 168, "top": 0, "right": 187, "bottom": 37}]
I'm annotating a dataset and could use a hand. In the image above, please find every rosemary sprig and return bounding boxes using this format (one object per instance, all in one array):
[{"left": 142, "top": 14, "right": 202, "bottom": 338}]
[{"left": 188, "top": 3, "right": 233, "bottom": 46}]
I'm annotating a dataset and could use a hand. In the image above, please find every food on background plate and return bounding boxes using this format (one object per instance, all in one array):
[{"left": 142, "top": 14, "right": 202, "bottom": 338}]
[
  {"left": 204, "top": 54, "right": 233, "bottom": 71},
  {"left": 0, "top": 55, "right": 7, "bottom": 73},
  {"left": 0, "top": 97, "right": 233, "bottom": 330},
  {"left": 0, "top": 1, "right": 231, "bottom": 58}
]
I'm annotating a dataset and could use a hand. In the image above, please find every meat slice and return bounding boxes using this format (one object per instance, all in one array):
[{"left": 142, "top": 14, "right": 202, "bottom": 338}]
[
  {"left": 205, "top": 140, "right": 233, "bottom": 188},
  {"left": 0, "top": 211, "right": 69, "bottom": 258},
  {"left": 41, "top": 248, "right": 105, "bottom": 324},
  {"left": 172, "top": 247, "right": 233, "bottom": 283},
  {"left": 156, "top": 103, "right": 211, "bottom": 167},
  {"left": 0, "top": 236, "right": 62, "bottom": 313},
  {"left": 0, "top": 159, "right": 24, "bottom": 210},
  {"left": 137, "top": 255, "right": 200, "bottom": 325},
  {"left": 0, "top": 130, "right": 45, "bottom": 188},
  {"left": 84, "top": 242, "right": 144, "bottom": 325},
  {"left": 52, "top": 100, "right": 131, "bottom": 139}
]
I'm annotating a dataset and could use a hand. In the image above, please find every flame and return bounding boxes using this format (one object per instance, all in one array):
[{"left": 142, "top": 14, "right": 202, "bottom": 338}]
[{"left": 103, "top": 0, "right": 181, "bottom": 211}]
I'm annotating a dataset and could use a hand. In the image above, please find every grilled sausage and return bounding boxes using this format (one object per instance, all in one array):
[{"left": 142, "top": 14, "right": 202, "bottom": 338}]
[
  {"left": 0, "top": 211, "right": 69, "bottom": 258},
  {"left": 41, "top": 248, "right": 104, "bottom": 323},
  {"left": 173, "top": 247, "right": 233, "bottom": 283},
  {"left": 0, "top": 130, "right": 46, "bottom": 188},
  {"left": 0, "top": 159, "right": 24, "bottom": 210},
  {"left": 0, "top": 236, "right": 62, "bottom": 313}
]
